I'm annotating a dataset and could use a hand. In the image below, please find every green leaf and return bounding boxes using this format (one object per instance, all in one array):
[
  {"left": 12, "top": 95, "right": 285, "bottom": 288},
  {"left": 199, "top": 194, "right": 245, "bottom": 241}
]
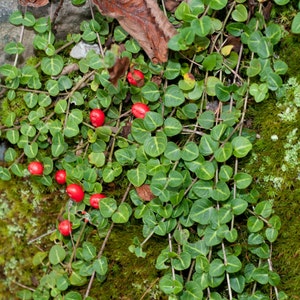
[
  {"left": 234, "top": 172, "right": 252, "bottom": 189},
  {"left": 9, "top": 10, "right": 23, "bottom": 25},
  {"left": 164, "top": 60, "right": 181, "bottom": 80},
  {"left": 219, "top": 165, "right": 233, "bottom": 181},
  {"left": 127, "top": 163, "right": 147, "bottom": 186},
  {"left": 4, "top": 147, "right": 17, "bottom": 163},
  {"left": 99, "top": 197, "right": 117, "bottom": 218},
  {"left": 0, "top": 167, "right": 11, "bottom": 181},
  {"left": 230, "top": 198, "right": 248, "bottom": 215},
  {"left": 230, "top": 275, "right": 245, "bottom": 293},
  {"left": 93, "top": 257, "right": 108, "bottom": 276},
  {"left": 46, "top": 79, "right": 60, "bottom": 96},
  {"left": 4, "top": 42, "right": 25, "bottom": 55},
  {"left": 254, "top": 200, "right": 273, "bottom": 218},
  {"left": 172, "top": 251, "right": 191, "bottom": 271},
  {"left": 181, "top": 281, "right": 203, "bottom": 300},
  {"left": 6, "top": 129, "right": 19, "bottom": 144},
  {"left": 41, "top": 55, "right": 64, "bottom": 76},
  {"left": 164, "top": 85, "right": 185, "bottom": 107},
  {"left": 112, "top": 203, "right": 132, "bottom": 223},
  {"left": 232, "top": 4, "right": 248, "bottom": 22},
  {"left": 164, "top": 142, "right": 181, "bottom": 161},
  {"left": 69, "top": 271, "right": 87, "bottom": 286},
  {"left": 249, "top": 82, "right": 268, "bottom": 102},
  {"left": 209, "top": 0, "right": 228, "bottom": 10},
  {"left": 265, "top": 228, "right": 278, "bottom": 243},
  {"left": 190, "top": 198, "right": 214, "bottom": 225},
  {"left": 144, "top": 132, "right": 167, "bottom": 157},
  {"left": 141, "top": 82, "right": 160, "bottom": 102},
  {"left": 114, "top": 147, "right": 136, "bottom": 166},
  {"left": 114, "top": 26, "right": 128, "bottom": 42},
  {"left": 131, "top": 119, "right": 151, "bottom": 143},
  {"left": 24, "top": 142, "right": 38, "bottom": 158},
  {"left": 49, "top": 245, "right": 66, "bottom": 265},
  {"left": 195, "top": 161, "right": 216, "bottom": 180},
  {"left": 209, "top": 258, "right": 225, "bottom": 277},
  {"left": 125, "top": 39, "right": 141, "bottom": 53},
  {"left": 23, "top": 12, "right": 35, "bottom": 27},
  {"left": 198, "top": 111, "right": 215, "bottom": 129},
  {"left": 211, "top": 181, "right": 230, "bottom": 201},
  {"left": 64, "top": 291, "right": 83, "bottom": 300},
  {"left": 199, "top": 134, "right": 219, "bottom": 156},
  {"left": 247, "top": 216, "right": 264, "bottom": 233},
  {"left": 143, "top": 112, "right": 164, "bottom": 131},
  {"left": 0, "top": 64, "right": 19, "bottom": 79},
  {"left": 206, "top": 76, "right": 222, "bottom": 96},
  {"left": 204, "top": 226, "right": 222, "bottom": 246},
  {"left": 181, "top": 142, "right": 199, "bottom": 161},
  {"left": 159, "top": 274, "right": 183, "bottom": 295},
  {"left": 163, "top": 117, "right": 183, "bottom": 136},
  {"left": 231, "top": 136, "right": 252, "bottom": 158},
  {"left": 247, "top": 59, "right": 261, "bottom": 77},
  {"left": 34, "top": 17, "right": 50, "bottom": 33},
  {"left": 292, "top": 12, "right": 300, "bottom": 34},
  {"left": 191, "top": 16, "right": 212, "bottom": 37},
  {"left": 64, "top": 119, "right": 80, "bottom": 137},
  {"left": 226, "top": 255, "right": 242, "bottom": 273},
  {"left": 248, "top": 31, "right": 273, "bottom": 58}
]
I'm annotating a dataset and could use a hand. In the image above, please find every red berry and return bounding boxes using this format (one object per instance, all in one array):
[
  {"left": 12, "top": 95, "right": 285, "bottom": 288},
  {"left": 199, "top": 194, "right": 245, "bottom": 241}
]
[
  {"left": 89, "top": 193, "right": 106, "bottom": 209},
  {"left": 28, "top": 161, "right": 44, "bottom": 175},
  {"left": 127, "top": 69, "right": 145, "bottom": 87},
  {"left": 55, "top": 170, "right": 67, "bottom": 185},
  {"left": 58, "top": 220, "right": 72, "bottom": 236},
  {"left": 132, "top": 102, "right": 150, "bottom": 119},
  {"left": 90, "top": 109, "right": 105, "bottom": 127},
  {"left": 66, "top": 184, "right": 85, "bottom": 202}
]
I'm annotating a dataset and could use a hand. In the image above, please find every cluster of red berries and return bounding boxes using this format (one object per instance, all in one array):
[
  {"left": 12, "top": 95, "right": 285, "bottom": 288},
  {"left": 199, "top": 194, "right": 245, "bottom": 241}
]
[{"left": 27, "top": 69, "right": 151, "bottom": 236}]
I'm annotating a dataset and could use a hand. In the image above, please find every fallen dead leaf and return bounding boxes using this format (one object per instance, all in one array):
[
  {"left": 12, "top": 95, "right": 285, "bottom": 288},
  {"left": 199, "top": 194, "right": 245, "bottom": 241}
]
[
  {"left": 136, "top": 184, "right": 156, "bottom": 201},
  {"left": 93, "top": 0, "right": 177, "bottom": 63}
]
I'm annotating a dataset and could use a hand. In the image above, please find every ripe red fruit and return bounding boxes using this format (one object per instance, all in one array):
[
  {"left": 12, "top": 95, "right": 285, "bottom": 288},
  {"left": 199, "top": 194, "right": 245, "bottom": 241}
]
[
  {"left": 132, "top": 102, "right": 150, "bottom": 119},
  {"left": 66, "top": 184, "right": 85, "bottom": 202},
  {"left": 58, "top": 220, "right": 72, "bottom": 236},
  {"left": 127, "top": 69, "right": 145, "bottom": 87},
  {"left": 90, "top": 109, "right": 105, "bottom": 127},
  {"left": 89, "top": 193, "right": 106, "bottom": 209},
  {"left": 55, "top": 169, "right": 67, "bottom": 184},
  {"left": 28, "top": 161, "right": 44, "bottom": 175}
]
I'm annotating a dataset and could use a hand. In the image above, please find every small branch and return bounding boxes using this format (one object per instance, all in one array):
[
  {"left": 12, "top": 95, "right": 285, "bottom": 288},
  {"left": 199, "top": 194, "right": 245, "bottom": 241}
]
[
  {"left": 28, "top": 229, "right": 56, "bottom": 245},
  {"left": 168, "top": 233, "right": 176, "bottom": 281},
  {"left": 12, "top": 280, "right": 35, "bottom": 292}
]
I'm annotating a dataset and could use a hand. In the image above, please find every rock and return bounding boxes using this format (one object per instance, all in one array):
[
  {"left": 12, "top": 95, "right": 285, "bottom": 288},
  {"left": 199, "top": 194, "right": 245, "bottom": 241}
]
[{"left": 0, "top": 0, "right": 91, "bottom": 66}]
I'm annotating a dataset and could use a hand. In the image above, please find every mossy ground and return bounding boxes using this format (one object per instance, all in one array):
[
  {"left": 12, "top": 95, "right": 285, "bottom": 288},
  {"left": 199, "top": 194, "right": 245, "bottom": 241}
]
[
  {"left": 244, "top": 34, "right": 300, "bottom": 299},
  {"left": 0, "top": 174, "right": 167, "bottom": 299}
]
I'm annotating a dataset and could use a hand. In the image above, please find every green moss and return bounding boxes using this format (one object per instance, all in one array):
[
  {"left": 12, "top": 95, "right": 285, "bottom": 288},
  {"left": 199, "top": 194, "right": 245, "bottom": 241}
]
[
  {"left": 88, "top": 225, "right": 167, "bottom": 299},
  {"left": 0, "top": 177, "right": 65, "bottom": 298},
  {"left": 245, "top": 76, "right": 300, "bottom": 298},
  {"left": 279, "top": 34, "right": 300, "bottom": 81}
]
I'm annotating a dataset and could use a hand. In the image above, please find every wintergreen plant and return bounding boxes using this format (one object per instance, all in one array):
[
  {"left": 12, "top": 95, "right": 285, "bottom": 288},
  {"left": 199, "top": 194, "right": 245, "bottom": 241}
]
[{"left": 1, "top": 0, "right": 299, "bottom": 299}]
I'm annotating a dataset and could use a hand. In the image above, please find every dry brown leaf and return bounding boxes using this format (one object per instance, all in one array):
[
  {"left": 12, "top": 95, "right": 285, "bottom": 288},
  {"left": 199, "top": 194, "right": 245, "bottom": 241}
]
[
  {"left": 93, "top": 0, "right": 177, "bottom": 63},
  {"left": 108, "top": 57, "right": 130, "bottom": 86},
  {"left": 165, "top": 0, "right": 183, "bottom": 12},
  {"left": 19, "top": 0, "right": 49, "bottom": 7},
  {"left": 136, "top": 184, "right": 156, "bottom": 201}
]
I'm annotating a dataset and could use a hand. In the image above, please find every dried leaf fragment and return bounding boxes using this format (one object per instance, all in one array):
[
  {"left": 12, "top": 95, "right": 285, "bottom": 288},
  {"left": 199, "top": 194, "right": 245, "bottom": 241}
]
[
  {"left": 108, "top": 57, "right": 130, "bottom": 86},
  {"left": 19, "top": 0, "right": 49, "bottom": 7},
  {"left": 136, "top": 184, "right": 156, "bottom": 201},
  {"left": 93, "top": 0, "right": 177, "bottom": 63}
]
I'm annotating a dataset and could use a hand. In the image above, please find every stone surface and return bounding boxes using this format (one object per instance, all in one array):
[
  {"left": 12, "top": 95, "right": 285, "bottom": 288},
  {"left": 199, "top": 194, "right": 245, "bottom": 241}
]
[{"left": 0, "top": 0, "right": 91, "bottom": 65}]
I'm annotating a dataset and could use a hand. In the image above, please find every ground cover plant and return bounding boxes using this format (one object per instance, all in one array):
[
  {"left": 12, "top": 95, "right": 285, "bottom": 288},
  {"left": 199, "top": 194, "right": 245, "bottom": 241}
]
[{"left": 1, "top": 0, "right": 300, "bottom": 299}]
